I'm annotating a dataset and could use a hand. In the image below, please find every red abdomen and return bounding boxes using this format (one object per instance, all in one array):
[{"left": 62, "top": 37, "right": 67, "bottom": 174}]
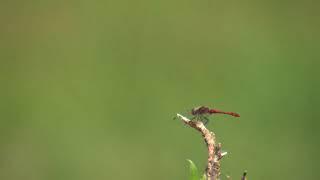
[{"left": 209, "top": 109, "right": 240, "bottom": 117}]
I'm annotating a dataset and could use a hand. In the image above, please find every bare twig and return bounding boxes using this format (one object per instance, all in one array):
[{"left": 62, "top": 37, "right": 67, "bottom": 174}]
[
  {"left": 176, "top": 114, "right": 227, "bottom": 180},
  {"left": 241, "top": 171, "right": 247, "bottom": 180}
]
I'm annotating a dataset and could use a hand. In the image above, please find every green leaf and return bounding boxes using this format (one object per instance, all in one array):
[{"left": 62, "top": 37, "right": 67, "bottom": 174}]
[
  {"left": 187, "top": 159, "right": 199, "bottom": 180},
  {"left": 200, "top": 174, "right": 206, "bottom": 180}
]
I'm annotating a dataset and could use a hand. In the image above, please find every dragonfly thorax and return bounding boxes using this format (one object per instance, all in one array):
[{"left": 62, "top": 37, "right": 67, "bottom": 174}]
[{"left": 191, "top": 106, "right": 211, "bottom": 115}]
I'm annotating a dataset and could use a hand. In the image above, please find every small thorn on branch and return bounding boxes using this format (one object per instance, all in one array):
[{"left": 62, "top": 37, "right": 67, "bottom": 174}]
[
  {"left": 220, "top": 151, "right": 228, "bottom": 157},
  {"left": 216, "top": 143, "right": 227, "bottom": 160}
]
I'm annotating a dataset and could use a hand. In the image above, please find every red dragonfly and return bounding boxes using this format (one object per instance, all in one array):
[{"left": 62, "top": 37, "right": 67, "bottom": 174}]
[{"left": 191, "top": 106, "right": 240, "bottom": 124}]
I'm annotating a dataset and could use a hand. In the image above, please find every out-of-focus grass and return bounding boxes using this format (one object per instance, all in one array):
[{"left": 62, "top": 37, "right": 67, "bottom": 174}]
[{"left": 0, "top": 0, "right": 319, "bottom": 180}]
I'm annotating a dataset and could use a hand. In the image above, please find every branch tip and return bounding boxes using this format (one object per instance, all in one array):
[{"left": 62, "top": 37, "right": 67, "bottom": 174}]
[{"left": 241, "top": 170, "right": 247, "bottom": 180}]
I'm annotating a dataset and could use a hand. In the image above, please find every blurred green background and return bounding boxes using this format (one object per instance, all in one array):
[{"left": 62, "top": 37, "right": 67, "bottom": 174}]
[{"left": 1, "top": 0, "right": 319, "bottom": 179}]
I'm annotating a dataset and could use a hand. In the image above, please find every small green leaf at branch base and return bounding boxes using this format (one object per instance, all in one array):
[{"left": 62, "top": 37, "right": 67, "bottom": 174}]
[
  {"left": 200, "top": 174, "right": 206, "bottom": 180},
  {"left": 187, "top": 159, "right": 199, "bottom": 180}
]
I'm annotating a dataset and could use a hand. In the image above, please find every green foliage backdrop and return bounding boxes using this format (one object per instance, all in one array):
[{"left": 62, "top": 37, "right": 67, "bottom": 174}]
[{"left": 0, "top": 0, "right": 319, "bottom": 179}]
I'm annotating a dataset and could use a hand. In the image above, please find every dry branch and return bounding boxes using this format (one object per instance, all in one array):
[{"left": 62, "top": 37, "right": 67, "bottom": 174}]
[{"left": 176, "top": 114, "right": 227, "bottom": 180}]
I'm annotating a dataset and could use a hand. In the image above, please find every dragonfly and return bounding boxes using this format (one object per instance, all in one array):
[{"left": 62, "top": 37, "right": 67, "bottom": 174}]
[{"left": 190, "top": 106, "right": 240, "bottom": 125}]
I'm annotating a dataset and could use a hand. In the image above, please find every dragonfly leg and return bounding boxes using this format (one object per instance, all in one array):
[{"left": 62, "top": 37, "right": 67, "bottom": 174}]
[
  {"left": 203, "top": 116, "right": 210, "bottom": 125},
  {"left": 193, "top": 115, "right": 201, "bottom": 121}
]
